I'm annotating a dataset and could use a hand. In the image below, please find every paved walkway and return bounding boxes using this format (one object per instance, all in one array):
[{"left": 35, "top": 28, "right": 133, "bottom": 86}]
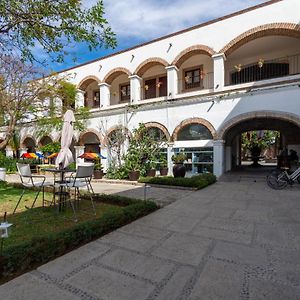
[{"left": 1, "top": 174, "right": 300, "bottom": 299}]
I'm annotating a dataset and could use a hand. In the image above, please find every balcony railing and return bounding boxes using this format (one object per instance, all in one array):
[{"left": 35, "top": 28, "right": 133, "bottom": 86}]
[
  {"left": 228, "top": 53, "right": 300, "bottom": 86},
  {"left": 179, "top": 72, "right": 214, "bottom": 93}
]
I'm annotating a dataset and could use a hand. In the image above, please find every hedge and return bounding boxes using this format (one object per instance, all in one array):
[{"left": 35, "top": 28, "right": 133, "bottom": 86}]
[
  {"left": 138, "top": 173, "right": 216, "bottom": 189},
  {"left": 0, "top": 195, "right": 158, "bottom": 279}
]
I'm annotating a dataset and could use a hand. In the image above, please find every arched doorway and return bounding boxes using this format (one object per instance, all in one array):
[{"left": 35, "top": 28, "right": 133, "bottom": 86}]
[
  {"left": 39, "top": 136, "right": 53, "bottom": 147},
  {"left": 22, "top": 136, "right": 36, "bottom": 153},
  {"left": 219, "top": 113, "right": 300, "bottom": 173},
  {"left": 79, "top": 131, "right": 101, "bottom": 154}
]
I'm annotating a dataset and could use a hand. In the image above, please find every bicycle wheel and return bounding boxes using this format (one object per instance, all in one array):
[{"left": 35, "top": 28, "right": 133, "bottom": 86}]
[{"left": 267, "top": 172, "right": 288, "bottom": 190}]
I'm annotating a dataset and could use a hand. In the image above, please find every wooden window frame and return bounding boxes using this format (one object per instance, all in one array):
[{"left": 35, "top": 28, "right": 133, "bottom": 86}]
[
  {"left": 143, "top": 73, "right": 167, "bottom": 100},
  {"left": 119, "top": 82, "right": 131, "bottom": 102},
  {"left": 182, "top": 65, "right": 204, "bottom": 92},
  {"left": 92, "top": 90, "right": 100, "bottom": 108}
]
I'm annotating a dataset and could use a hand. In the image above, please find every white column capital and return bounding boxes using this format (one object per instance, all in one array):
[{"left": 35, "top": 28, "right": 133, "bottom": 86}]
[
  {"left": 165, "top": 65, "right": 179, "bottom": 72},
  {"left": 98, "top": 82, "right": 111, "bottom": 88},
  {"left": 213, "top": 139, "right": 225, "bottom": 146},
  {"left": 129, "top": 74, "right": 142, "bottom": 81},
  {"left": 212, "top": 53, "right": 227, "bottom": 61},
  {"left": 76, "top": 89, "right": 85, "bottom": 94}
]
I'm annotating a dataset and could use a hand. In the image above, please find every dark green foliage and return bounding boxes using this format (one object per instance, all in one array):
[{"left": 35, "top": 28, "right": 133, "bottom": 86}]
[
  {"left": 0, "top": 194, "right": 157, "bottom": 279},
  {"left": 139, "top": 173, "right": 216, "bottom": 189}
]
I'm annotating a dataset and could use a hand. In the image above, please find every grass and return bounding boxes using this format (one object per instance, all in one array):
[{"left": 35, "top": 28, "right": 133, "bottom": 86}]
[
  {"left": 0, "top": 181, "right": 158, "bottom": 280},
  {"left": 0, "top": 181, "right": 121, "bottom": 250}
]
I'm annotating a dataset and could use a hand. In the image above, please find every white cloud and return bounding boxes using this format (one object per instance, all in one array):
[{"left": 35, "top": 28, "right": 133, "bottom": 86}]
[{"left": 100, "top": 0, "right": 266, "bottom": 41}]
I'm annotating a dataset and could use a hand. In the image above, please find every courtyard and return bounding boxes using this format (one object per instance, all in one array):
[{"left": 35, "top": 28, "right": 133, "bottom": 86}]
[{"left": 1, "top": 173, "right": 299, "bottom": 299}]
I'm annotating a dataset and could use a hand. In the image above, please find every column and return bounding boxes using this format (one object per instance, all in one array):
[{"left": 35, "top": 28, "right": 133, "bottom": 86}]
[
  {"left": 166, "top": 65, "right": 178, "bottom": 99},
  {"left": 129, "top": 75, "right": 142, "bottom": 104},
  {"left": 225, "top": 146, "right": 232, "bottom": 172},
  {"left": 75, "top": 89, "right": 85, "bottom": 109},
  {"left": 99, "top": 83, "right": 110, "bottom": 108},
  {"left": 100, "top": 146, "right": 108, "bottom": 173},
  {"left": 213, "top": 140, "right": 225, "bottom": 177},
  {"left": 74, "top": 146, "right": 85, "bottom": 165},
  {"left": 167, "top": 143, "right": 174, "bottom": 176},
  {"left": 212, "top": 53, "right": 226, "bottom": 92},
  {"left": 5, "top": 146, "right": 14, "bottom": 158}
]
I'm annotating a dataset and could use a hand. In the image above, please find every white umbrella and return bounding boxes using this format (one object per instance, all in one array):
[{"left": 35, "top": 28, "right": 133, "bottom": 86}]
[{"left": 56, "top": 110, "right": 75, "bottom": 169}]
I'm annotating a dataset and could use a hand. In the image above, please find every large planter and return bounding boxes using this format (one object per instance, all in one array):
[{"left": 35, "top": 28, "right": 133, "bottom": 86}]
[
  {"left": 129, "top": 170, "right": 140, "bottom": 181},
  {"left": 173, "top": 164, "right": 186, "bottom": 178},
  {"left": 146, "top": 169, "right": 156, "bottom": 177},
  {"left": 0, "top": 168, "right": 6, "bottom": 181},
  {"left": 159, "top": 167, "right": 168, "bottom": 176},
  {"left": 94, "top": 170, "right": 104, "bottom": 179}
]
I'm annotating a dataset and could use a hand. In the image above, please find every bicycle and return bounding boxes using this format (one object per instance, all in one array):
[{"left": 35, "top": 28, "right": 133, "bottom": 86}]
[{"left": 267, "top": 166, "right": 300, "bottom": 189}]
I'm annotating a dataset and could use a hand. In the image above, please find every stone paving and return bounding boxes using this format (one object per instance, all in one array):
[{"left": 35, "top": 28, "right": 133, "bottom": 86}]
[{"left": 1, "top": 173, "right": 300, "bottom": 299}]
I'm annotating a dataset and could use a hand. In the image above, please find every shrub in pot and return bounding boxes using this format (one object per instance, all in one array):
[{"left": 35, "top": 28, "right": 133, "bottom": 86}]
[
  {"left": 172, "top": 153, "right": 186, "bottom": 178},
  {"left": 159, "top": 156, "right": 168, "bottom": 176},
  {"left": 94, "top": 159, "right": 104, "bottom": 179},
  {"left": 146, "top": 160, "right": 156, "bottom": 177}
]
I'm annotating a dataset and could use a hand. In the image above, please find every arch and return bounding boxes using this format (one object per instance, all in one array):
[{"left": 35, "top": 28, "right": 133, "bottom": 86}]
[
  {"left": 38, "top": 135, "right": 53, "bottom": 147},
  {"left": 21, "top": 135, "right": 36, "bottom": 148},
  {"left": 134, "top": 57, "right": 169, "bottom": 77},
  {"left": 217, "top": 111, "right": 300, "bottom": 140},
  {"left": 172, "top": 118, "right": 216, "bottom": 141},
  {"left": 144, "top": 122, "right": 170, "bottom": 141},
  {"left": 55, "top": 135, "right": 78, "bottom": 144},
  {"left": 172, "top": 45, "right": 216, "bottom": 68},
  {"left": 221, "top": 23, "right": 300, "bottom": 57},
  {"left": 78, "top": 128, "right": 102, "bottom": 146},
  {"left": 103, "top": 125, "right": 131, "bottom": 146},
  {"left": 103, "top": 68, "right": 132, "bottom": 85},
  {"left": 77, "top": 75, "right": 101, "bottom": 90}
]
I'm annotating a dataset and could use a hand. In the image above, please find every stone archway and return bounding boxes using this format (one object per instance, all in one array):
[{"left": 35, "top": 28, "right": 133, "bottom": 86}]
[
  {"left": 172, "top": 45, "right": 216, "bottom": 68},
  {"left": 145, "top": 122, "right": 171, "bottom": 141},
  {"left": 220, "top": 23, "right": 300, "bottom": 57},
  {"left": 134, "top": 57, "right": 169, "bottom": 77},
  {"left": 172, "top": 117, "right": 217, "bottom": 141},
  {"left": 103, "top": 68, "right": 132, "bottom": 85}
]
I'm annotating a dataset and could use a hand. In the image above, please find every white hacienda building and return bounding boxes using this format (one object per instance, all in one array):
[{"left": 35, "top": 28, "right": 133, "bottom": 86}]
[{"left": 4, "top": 0, "right": 300, "bottom": 177}]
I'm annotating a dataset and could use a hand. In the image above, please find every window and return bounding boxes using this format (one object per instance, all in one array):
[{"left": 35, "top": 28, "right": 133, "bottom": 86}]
[
  {"left": 120, "top": 84, "right": 130, "bottom": 102},
  {"left": 230, "top": 62, "right": 289, "bottom": 85},
  {"left": 177, "top": 123, "right": 213, "bottom": 141},
  {"left": 144, "top": 76, "right": 167, "bottom": 99},
  {"left": 147, "top": 127, "right": 166, "bottom": 141},
  {"left": 93, "top": 91, "right": 100, "bottom": 107},
  {"left": 184, "top": 67, "right": 203, "bottom": 90}
]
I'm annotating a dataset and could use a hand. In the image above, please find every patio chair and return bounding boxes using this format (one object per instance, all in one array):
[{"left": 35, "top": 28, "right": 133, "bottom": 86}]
[
  {"left": 65, "top": 164, "right": 96, "bottom": 215},
  {"left": 13, "top": 163, "right": 54, "bottom": 214}
]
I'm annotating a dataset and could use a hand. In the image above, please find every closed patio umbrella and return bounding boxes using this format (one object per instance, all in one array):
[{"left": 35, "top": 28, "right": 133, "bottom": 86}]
[{"left": 56, "top": 110, "right": 75, "bottom": 169}]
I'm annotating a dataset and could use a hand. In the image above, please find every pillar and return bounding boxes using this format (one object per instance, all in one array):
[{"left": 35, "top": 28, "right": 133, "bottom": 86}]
[
  {"left": 129, "top": 75, "right": 142, "bottom": 104},
  {"left": 167, "top": 143, "right": 174, "bottom": 176},
  {"left": 99, "top": 83, "right": 110, "bottom": 108},
  {"left": 100, "top": 146, "right": 108, "bottom": 172},
  {"left": 5, "top": 146, "right": 14, "bottom": 158},
  {"left": 74, "top": 146, "right": 85, "bottom": 165},
  {"left": 166, "top": 65, "right": 178, "bottom": 99},
  {"left": 212, "top": 53, "right": 226, "bottom": 92},
  {"left": 225, "top": 146, "right": 232, "bottom": 172},
  {"left": 76, "top": 89, "right": 85, "bottom": 109},
  {"left": 213, "top": 140, "right": 225, "bottom": 177}
]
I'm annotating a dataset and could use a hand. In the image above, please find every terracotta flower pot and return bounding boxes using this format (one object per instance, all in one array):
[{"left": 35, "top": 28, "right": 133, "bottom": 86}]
[
  {"left": 146, "top": 169, "right": 156, "bottom": 177},
  {"left": 159, "top": 167, "right": 168, "bottom": 176},
  {"left": 129, "top": 170, "right": 140, "bottom": 181},
  {"left": 94, "top": 170, "right": 104, "bottom": 179},
  {"left": 173, "top": 164, "right": 186, "bottom": 178}
]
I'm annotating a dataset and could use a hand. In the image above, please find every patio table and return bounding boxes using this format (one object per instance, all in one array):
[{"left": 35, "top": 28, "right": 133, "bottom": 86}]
[{"left": 43, "top": 168, "right": 76, "bottom": 212}]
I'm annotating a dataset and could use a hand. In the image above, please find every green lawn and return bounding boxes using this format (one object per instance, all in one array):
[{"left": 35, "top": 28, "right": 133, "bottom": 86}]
[{"left": 0, "top": 182, "right": 123, "bottom": 250}]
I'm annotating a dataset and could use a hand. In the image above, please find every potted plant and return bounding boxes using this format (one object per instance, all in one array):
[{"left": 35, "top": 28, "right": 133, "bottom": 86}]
[
  {"left": 172, "top": 152, "right": 186, "bottom": 178},
  {"left": 146, "top": 160, "right": 156, "bottom": 177},
  {"left": 159, "top": 155, "right": 168, "bottom": 176},
  {"left": 125, "top": 149, "right": 141, "bottom": 181},
  {"left": 94, "top": 159, "right": 104, "bottom": 179}
]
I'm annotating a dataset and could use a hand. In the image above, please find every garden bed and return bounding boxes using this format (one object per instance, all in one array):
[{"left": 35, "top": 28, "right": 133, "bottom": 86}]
[
  {"left": 138, "top": 173, "right": 216, "bottom": 189},
  {"left": 0, "top": 182, "right": 158, "bottom": 282}
]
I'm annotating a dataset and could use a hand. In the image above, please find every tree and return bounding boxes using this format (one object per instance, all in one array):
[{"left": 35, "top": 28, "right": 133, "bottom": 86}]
[
  {"left": 0, "top": 55, "right": 89, "bottom": 150},
  {"left": 0, "top": 0, "right": 116, "bottom": 63}
]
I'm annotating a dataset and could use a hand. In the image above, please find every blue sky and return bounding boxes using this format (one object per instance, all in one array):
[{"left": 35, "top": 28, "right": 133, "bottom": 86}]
[{"left": 43, "top": 0, "right": 266, "bottom": 72}]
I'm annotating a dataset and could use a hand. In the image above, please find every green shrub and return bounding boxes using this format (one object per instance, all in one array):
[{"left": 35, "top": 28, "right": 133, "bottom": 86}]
[
  {"left": 139, "top": 173, "right": 216, "bottom": 189},
  {"left": 1, "top": 195, "right": 158, "bottom": 279}
]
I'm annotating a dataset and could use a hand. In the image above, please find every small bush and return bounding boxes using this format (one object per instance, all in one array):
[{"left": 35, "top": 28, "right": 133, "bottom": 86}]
[{"left": 139, "top": 173, "right": 216, "bottom": 189}]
